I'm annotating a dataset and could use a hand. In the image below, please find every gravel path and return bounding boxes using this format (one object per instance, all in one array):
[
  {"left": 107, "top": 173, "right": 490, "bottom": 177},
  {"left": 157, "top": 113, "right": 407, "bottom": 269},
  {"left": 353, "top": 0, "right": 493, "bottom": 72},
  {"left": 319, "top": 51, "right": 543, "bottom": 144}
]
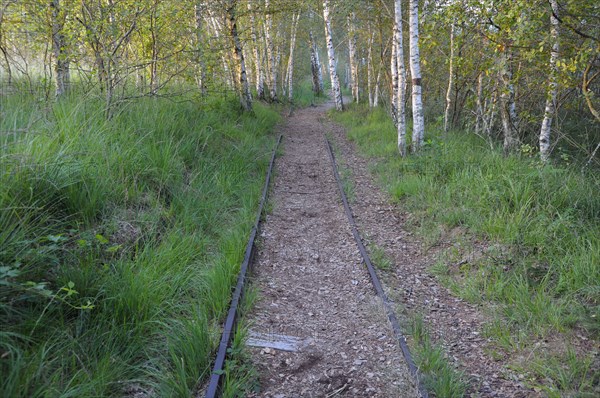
[{"left": 246, "top": 101, "right": 418, "bottom": 398}]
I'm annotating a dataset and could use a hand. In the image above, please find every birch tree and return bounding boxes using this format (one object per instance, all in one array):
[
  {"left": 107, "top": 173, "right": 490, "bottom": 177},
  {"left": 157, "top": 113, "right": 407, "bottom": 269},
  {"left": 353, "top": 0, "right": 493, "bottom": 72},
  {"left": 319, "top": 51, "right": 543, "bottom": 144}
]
[
  {"left": 194, "top": 2, "right": 207, "bottom": 95},
  {"left": 323, "top": 0, "right": 343, "bottom": 111},
  {"left": 50, "top": 0, "right": 70, "bottom": 97},
  {"left": 409, "top": 0, "right": 424, "bottom": 152},
  {"left": 444, "top": 22, "right": 456, "bottom": 133},
  {"left": 286, "top": 12, "right": 300, "bottom": 102},
  {"left": 499, "top": 45, "right": 519, "bottom": 154},
  {"left": 225, "top": 0, "right": 252, "bottom": 111},
  {"left": 264, "top": 0, "right": 277, "bottom": 102},
  {"left": 539, "top": 0, "right": 560, "bottom": 162},
  {"left": 347, "top": 12, "right": 358, "bottom": 103},
  {"left": 393, "top": 0, "right": 407, "bottom": 156},
  {"left": 247, "top": 0, "right": 265, "bottom": 100},
  {"left": 309, "top": 30, "right": 324, "bottom": 96}
]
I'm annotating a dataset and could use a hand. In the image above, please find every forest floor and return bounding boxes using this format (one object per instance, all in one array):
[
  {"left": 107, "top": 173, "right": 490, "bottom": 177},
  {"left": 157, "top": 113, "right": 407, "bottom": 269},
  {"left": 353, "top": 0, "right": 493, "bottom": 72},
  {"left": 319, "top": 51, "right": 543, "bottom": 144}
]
[{"left": 244, "top": 99, "right": 538, "bottom": 397}]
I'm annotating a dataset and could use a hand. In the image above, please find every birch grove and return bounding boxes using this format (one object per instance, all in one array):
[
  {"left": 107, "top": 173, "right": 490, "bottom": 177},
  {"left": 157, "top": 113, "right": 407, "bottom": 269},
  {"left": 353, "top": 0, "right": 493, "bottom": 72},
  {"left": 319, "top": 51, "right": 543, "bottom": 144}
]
[{"left": 0, "top": 0, "right": 597, "bottom": 162}]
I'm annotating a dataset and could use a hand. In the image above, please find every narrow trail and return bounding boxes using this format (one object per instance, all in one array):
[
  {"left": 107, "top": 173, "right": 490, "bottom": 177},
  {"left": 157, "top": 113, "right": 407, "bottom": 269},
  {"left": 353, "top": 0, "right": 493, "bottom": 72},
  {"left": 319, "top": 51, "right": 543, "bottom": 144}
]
[{"left": 246, "top": 101, "right": 417, "bottom": 397}]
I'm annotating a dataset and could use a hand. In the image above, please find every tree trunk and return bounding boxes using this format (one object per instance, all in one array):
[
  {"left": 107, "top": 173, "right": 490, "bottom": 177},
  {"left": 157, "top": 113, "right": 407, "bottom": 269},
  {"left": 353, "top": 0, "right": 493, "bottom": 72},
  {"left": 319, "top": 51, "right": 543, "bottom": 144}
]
[
  {"left": 500, "top": 46, "right": 519, "bottom": 154},
  {"left": 323, "top": 0, "right": 343, "bottom": 111},
  {"left": 394, "top": 0, "right": 407, "bottom": 156},
  {"left": 367, "top": 30, "right": 374, "bottom": 108},
  {"left": 539, "top": 0, "right": 560, "bottom": 162},
  {"left": 409, "top": 0, "right": 424, "bottom": 152},
  {"left": 444, "top": 22, "right": 455, "bottom": 133},
  {"left": 347, "top": 13, "right": 358, "bottom": 103},
  {"left": 264, "top": 0, "right": 277, "bottom": 101},
  {"left": 194, "top": 2, "right": 207, "bottom": 95},
  {"left": 391, "top": 38, "right": 398, "bottom": 125},
  {"left": 149, "top": 1, "right": 159, "bottom": 95},
  {"left": 247, "top": 0, "right": 265, "bottom": 100},
  {"left": 50, "top": 0, "right": 70, "bottom": 97},
  {"left": 475, "top": 72, "right": 484, "bottom": 134},
  {"left": 309, "top": 31, "right": 323, "bottom": 96},
  {"left": 287, "top": 12, "right": 300, "bottom": 102},
  {"left": 226, "top": 0, "right": 252, "bottom": 112}
]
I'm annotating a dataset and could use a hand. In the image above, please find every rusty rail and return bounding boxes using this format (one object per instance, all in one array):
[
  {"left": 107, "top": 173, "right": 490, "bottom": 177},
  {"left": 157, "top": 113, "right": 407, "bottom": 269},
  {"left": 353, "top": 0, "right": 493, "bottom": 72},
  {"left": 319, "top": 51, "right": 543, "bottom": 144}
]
[
  {"left": 325, "top": 137, "right": 429, "bottom": 398},
  {"left": 205, "top": 134, "right": 282, "bottom": 398}
]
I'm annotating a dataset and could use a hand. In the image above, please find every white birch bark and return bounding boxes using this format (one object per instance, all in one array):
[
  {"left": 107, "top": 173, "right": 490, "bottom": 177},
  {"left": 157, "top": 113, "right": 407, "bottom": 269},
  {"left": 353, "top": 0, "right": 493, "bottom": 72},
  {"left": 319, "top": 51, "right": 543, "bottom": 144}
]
[
  {"left": 323, "top": 0, "right": 343, "bottom": 111},
  {"left": 194, "top": 2, "right": 207, "bottom": 95},
  {"left": 309, "top": 31, "right": 322, "bottom": 95},
  {"left": 500, "top": 47, "right": 519, "bottom": 154},
  {"left": 390, "top": 37, "right": 398, "bottom": 125},
  {"left": 287, "top": 12, "right": 300, "bottom": 102},
  {"left": 394, "top": 0, "right": 407, "bottom": 156},
  {"left": 265, "top": 0, "right": 277, "bottom": 101},
  {"left": 247, "top": 0, "right": 265, "bottom": 99},
  {"left": 374, "top": 67, "right": 381, "bottom": 107},
  {"left": 409, "top": 0, "right": 424, "bottom": 152},
  {"left": 475, "top": 72, "right": 484, "bottom": 134},
  {"left": 226, "top": 0, "right": 252, "bottom": 112},
  {"left": 367, "top": 31, "right": 374, "bottom": 108},
  {"left": 347, "top": 12, "right": 358, "bottom": 103},
  {"left": 51, "top": 0, "right": 70, "bottom": 97},
  {"left": 444, "top": 22, "right": 456, "bottom": 133},
  {"left": 539, "top": 0, "right": 559, "bottom": 162}
]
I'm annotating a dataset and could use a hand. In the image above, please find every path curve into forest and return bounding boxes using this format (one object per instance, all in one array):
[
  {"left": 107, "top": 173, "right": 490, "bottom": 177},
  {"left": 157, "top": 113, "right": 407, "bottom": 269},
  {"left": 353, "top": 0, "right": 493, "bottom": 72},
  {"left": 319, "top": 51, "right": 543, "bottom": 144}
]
[{"left": 245, "top": 100, "right": 418, "bottom": 397}]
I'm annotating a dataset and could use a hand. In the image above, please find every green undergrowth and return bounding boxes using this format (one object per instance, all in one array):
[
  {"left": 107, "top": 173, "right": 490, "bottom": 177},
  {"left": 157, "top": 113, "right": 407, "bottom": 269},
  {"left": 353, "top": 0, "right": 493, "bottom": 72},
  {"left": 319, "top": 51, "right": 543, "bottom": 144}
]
[
  {"left": 331, "top": 104, "right": 600, "bottom": 395},
  {"left": 0, "top": 91, "right": 280, "bottom": 396},
  {"left": 411, "top": 316, "right": 467, "bottom": 397},
  {"left": 291, "top": 78, "right": 329, "bottom": 108}
]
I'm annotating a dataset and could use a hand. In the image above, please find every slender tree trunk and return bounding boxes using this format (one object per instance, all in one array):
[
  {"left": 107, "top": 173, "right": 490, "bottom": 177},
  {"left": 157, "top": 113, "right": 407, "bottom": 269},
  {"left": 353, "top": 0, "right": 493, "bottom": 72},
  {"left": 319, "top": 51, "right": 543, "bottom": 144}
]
[
  {"left": 247, "top": 0, "right": 265, "bottom": 99},
  {"left": 347, "top": 12, "right": 358, "bottom": 103},
  {"left": 287, "top": 12, "right": 300, "bottom": 102},
  {"left": 51, "top": 0, "right": 70, "bottom": 97},
  {"left": 484, "top": 80, "right": 499, "bottom": 137},
  {"left": 374, "top": 67, "right": 381, "bottom": 107},
  {"left": 394, "top": 0, "right": 407, "bottom": 156},
  {"left": 367, "top": 31, "right": 374, "bottom": 108},
  {"left": 309, "top": 31, "right": 323, "bottom": 96},
  {"left": 475, "top": 72, "right": 484, "bottom": 134},
  {"left": 444, "top": 22, "right": 455, "bottom": 133},
  {"left": 195, "top": 2, "right": 207, "bottom": 95},
  {"left": 409, "top": 0, "right": 424, "bottom": 152},
  {"left": 390, "top": 37, "right": 398, "bottom": 126},
  {"left": 226, "top": 0, "right": 252, "bottom": 111},
  {"left": 539, "top": 0, "right": 560, "bottom": 162},
  {"left": 149, "top": 1, "right": 159, "bottom": 95},
  {"left": 500, "top": 46, "right": 519, "bottom": 154},
  {"left": 264, "top": 0, "right": 277, "bottom": 101},
  {"left": 323, "top": 0, "right": 343, "bottom": 111}
]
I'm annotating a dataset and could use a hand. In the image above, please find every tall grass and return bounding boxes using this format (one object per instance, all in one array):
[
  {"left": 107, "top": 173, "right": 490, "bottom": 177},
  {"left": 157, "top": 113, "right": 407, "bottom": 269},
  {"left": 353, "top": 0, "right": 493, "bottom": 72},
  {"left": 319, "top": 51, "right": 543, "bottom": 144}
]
[
  {"left": 1, "top": 90, "right": 280, "bottom": 396},
  {"left": 331, "top": 104, "right": 599, "bottom": 393}
]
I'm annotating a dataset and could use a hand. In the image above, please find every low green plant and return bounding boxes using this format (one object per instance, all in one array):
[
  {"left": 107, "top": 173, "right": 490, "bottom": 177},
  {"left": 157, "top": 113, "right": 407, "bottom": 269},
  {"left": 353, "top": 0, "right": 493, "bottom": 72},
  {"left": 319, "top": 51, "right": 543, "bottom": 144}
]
[
  {"left": 331, "top": 103, "right": 600, "bottom": 395},
  {"left": 0, "top": 88, "right": 280, "bottom": 395},
  {"left": 369, "top": 244, "right": 393, "bottom": 271},
  {"left": 411, "top": 316, "right": 467, "bottom": 397}
]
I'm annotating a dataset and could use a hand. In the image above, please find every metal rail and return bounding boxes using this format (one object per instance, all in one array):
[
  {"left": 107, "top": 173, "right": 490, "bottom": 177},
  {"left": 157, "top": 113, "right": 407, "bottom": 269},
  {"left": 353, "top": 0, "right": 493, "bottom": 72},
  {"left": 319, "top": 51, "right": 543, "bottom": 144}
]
[
  {"left": 325, "top": 137, "right": 429, "bottom": 398},
  {"left": 205, "top": 134, "right": 283, "bottom": 398}
]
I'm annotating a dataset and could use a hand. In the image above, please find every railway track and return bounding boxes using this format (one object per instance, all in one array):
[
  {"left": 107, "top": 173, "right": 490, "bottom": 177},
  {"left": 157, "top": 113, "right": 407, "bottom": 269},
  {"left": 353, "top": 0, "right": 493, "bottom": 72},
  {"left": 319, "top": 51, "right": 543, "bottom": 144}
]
[{"left": 205, "top": 117, "right": 428, "bottom": 397}]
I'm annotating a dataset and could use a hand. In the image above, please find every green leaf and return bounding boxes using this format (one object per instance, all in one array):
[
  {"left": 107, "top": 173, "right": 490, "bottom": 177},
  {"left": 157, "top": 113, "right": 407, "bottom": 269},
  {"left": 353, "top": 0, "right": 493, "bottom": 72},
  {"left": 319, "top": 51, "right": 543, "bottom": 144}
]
[{"left": 95, "top": 234, "right": 109, "bottom": 244}]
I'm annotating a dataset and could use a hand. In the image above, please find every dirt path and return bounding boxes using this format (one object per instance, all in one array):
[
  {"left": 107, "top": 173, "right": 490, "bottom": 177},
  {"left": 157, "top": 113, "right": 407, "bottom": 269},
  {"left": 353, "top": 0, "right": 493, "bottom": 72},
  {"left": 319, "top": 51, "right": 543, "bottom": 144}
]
[
  {"left": 325, "top": 115, "right": 536, "bottom": 398},
  {"left": 246, "top": 101, "right": 418, "bottom": 397}
]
